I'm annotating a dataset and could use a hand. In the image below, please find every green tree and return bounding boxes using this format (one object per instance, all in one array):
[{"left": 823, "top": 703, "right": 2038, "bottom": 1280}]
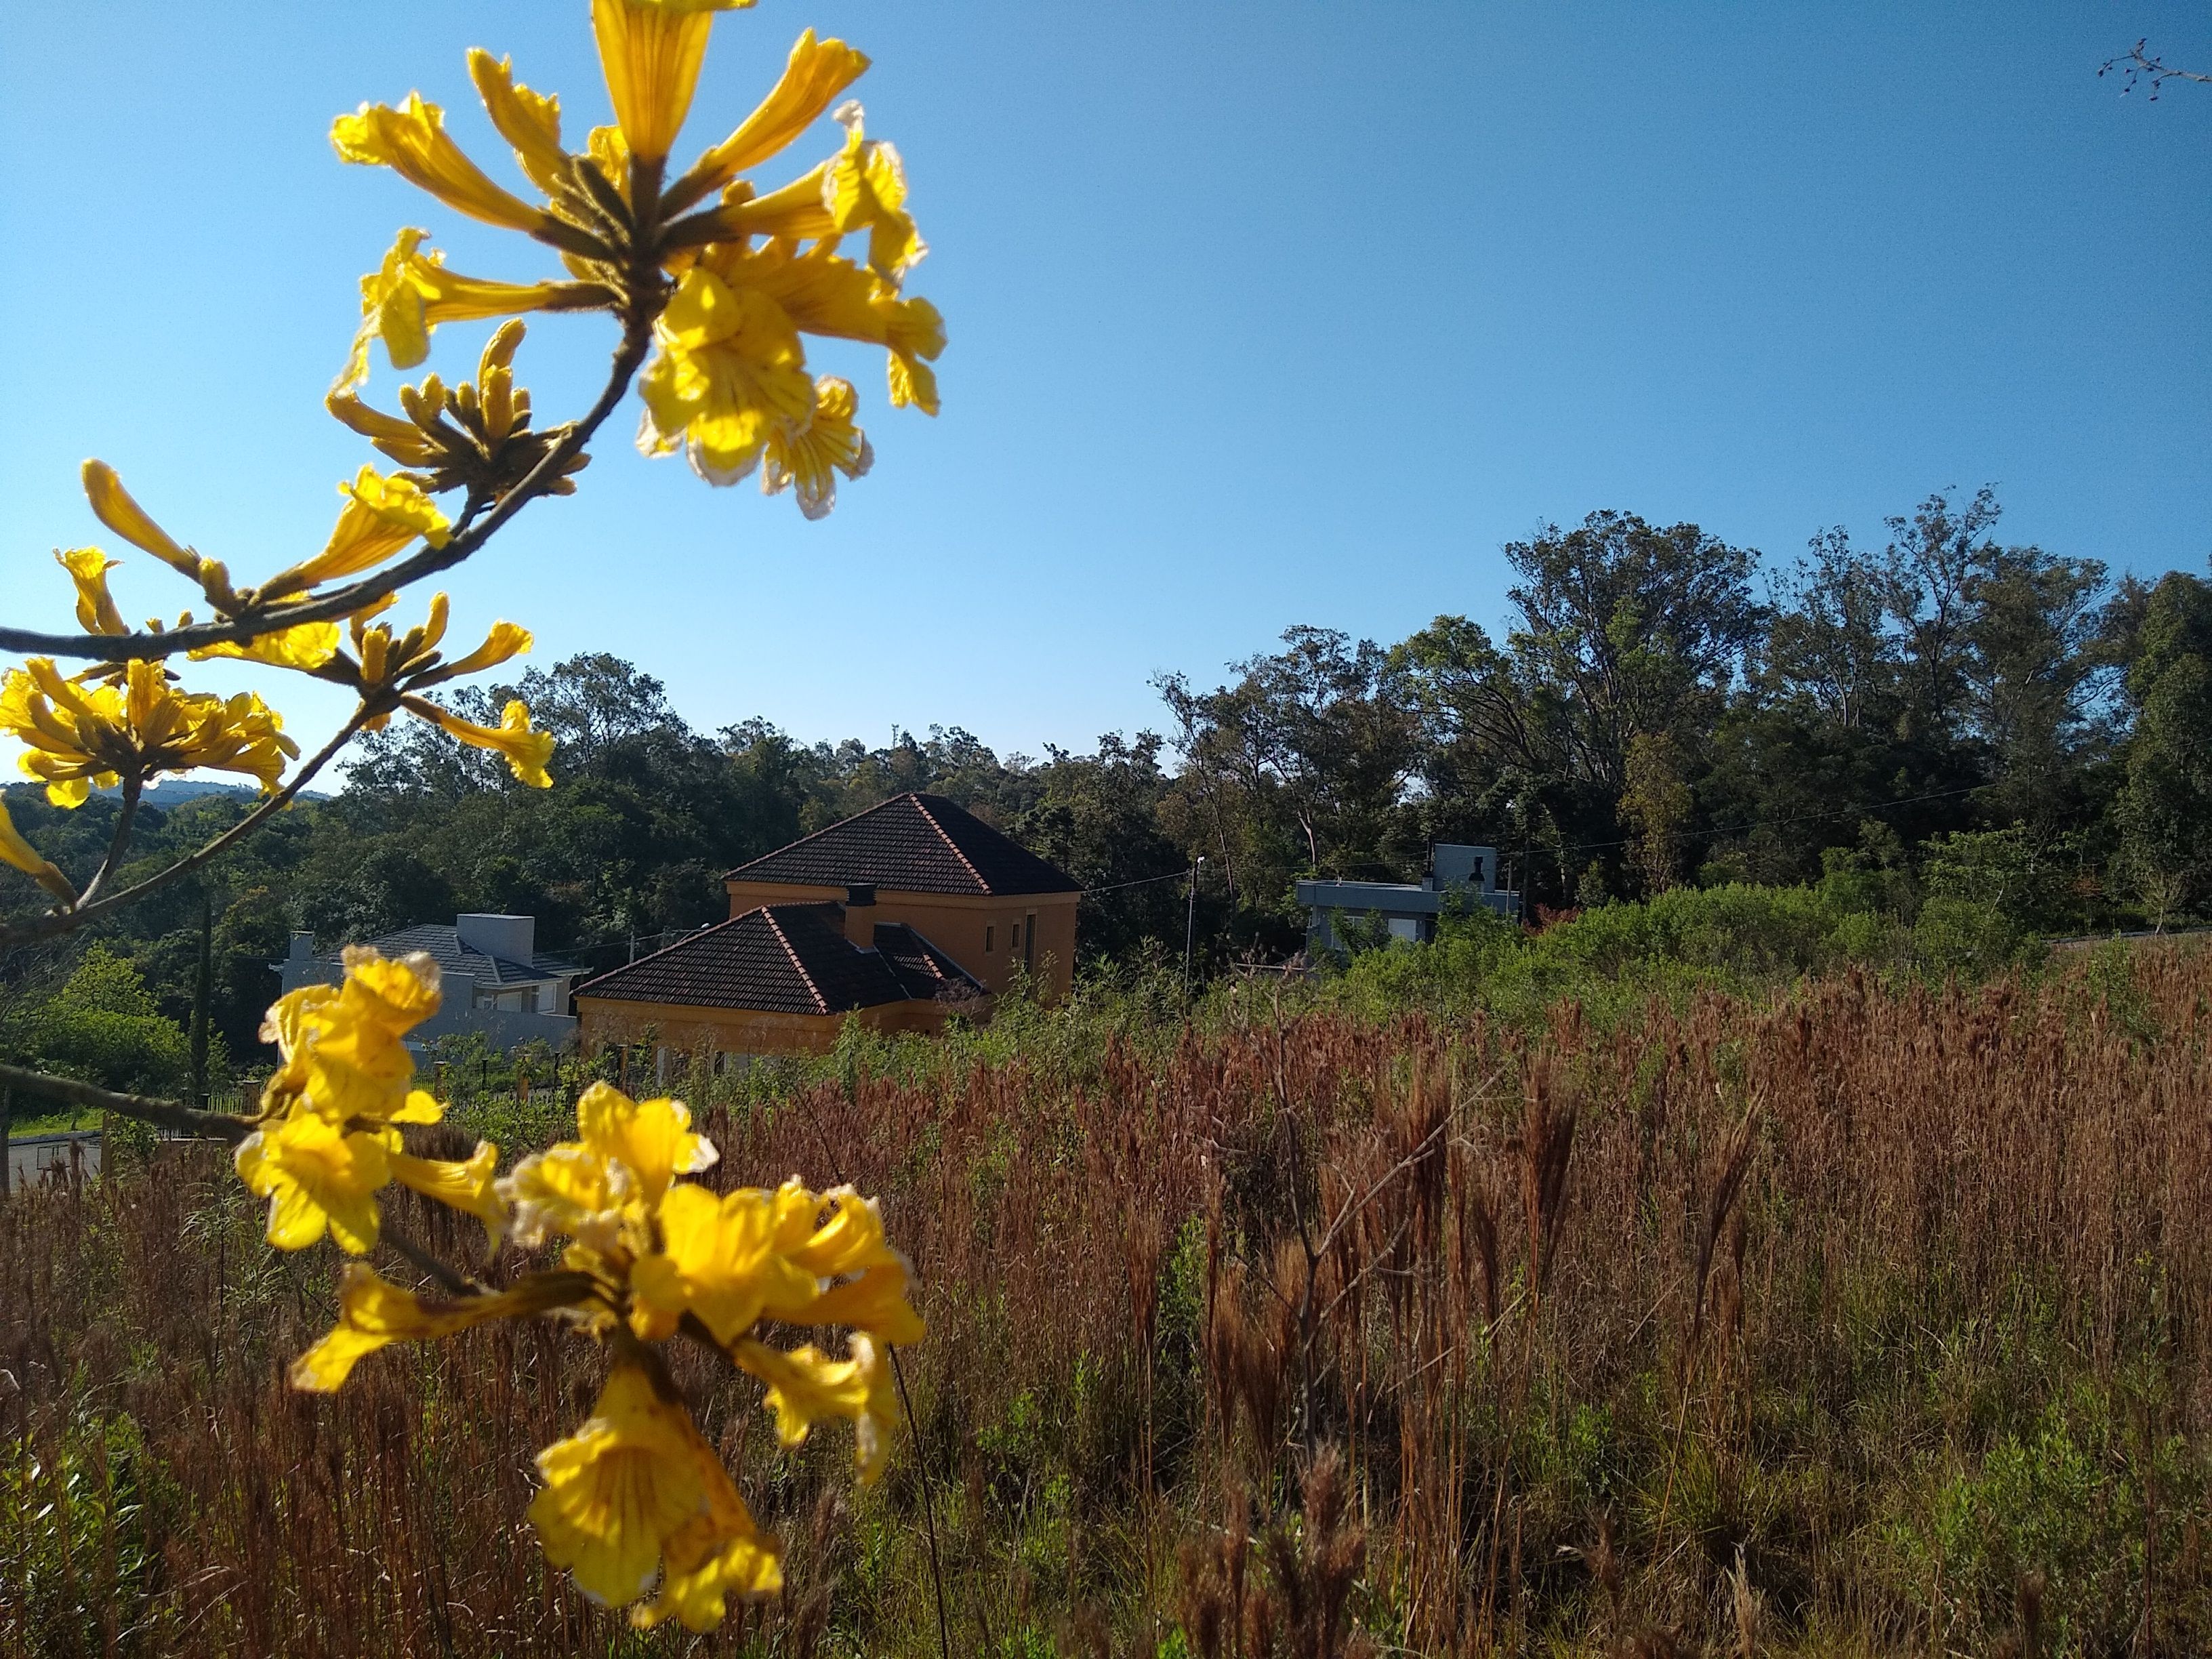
[{"left": 2114, "top": 571, "right": 2212, "bottom": 919}]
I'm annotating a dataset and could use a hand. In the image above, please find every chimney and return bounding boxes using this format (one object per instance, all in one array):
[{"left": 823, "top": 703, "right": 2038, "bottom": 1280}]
[
  {"left": 455, "top": 913, "right": 535, "bottom": 964},
  {"left": 842, "top": 883, "right": 878, "bottom": 948}
]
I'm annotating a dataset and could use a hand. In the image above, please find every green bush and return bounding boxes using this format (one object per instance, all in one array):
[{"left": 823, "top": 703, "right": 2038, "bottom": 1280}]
[{"left": 3, "top": 947, "right": 192, "bottom": 1099}]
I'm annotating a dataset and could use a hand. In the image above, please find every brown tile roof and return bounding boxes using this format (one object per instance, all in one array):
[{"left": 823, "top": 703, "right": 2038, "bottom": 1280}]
[
  {"left": 723, "top": 792, "right": 1076, "bottom": 897},
  {"left": 573, "top": 905, "right": 983, "bottom": 1016},
  {"left": 875, "top": 923, "right": 987, "bottom": 1002}
]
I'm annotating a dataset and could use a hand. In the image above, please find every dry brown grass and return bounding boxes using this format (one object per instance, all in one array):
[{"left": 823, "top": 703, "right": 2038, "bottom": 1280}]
[{"left": 6, "top": 945, "right": 2211, "bottom": 1656}]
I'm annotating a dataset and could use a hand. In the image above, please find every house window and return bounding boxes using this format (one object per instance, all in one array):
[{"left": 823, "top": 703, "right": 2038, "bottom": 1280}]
[
  {"left": 985, "top": 925, "right": 995, "bottom": 954},
  {"left": 1009, "top": 922, "right": 1021, "bottom": 951}
]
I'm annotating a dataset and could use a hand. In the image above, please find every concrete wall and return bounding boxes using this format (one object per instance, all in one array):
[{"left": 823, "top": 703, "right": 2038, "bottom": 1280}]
[{"left": 722, "top": 880, "right": 1080, "bottom": 1002}]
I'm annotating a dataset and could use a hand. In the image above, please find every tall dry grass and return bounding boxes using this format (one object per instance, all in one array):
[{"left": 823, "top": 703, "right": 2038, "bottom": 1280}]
[{"left": 5, "top": 944, "right": 2211, "bottom": 1656}]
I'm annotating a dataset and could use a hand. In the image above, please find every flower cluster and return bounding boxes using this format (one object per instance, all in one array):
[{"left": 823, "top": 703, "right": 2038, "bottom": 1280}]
[
  {"left": 247, "top": 949, "right": 922, "bottom": 1632},
  {"left": 335, "top": 0, "right": 943, "bottom": 518},
  {"left": 233, "top": 947, "right": 505, "bottom": 1255}
]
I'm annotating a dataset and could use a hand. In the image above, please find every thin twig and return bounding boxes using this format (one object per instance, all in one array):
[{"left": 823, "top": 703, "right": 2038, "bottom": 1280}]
[
  {"left": 1, "top": 703, "right": 375, "bottom": 947},
  {"left": 0, "top": 323, "right": 651, "bottom": 663},
  {"left": 380, "top": 1227, "right": 473, "bottom": 1297},
  {"left": 78, "top": 773, "right": 142, "bottom": 906},
  {"left": 0, "top": 1061, "right": 253, "bottom": 1142},
  {"left": 888, "top": 1344, "right": 952, "bottom": 1659}
]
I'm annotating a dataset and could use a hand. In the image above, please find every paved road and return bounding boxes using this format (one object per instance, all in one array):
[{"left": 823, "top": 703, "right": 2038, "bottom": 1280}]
[{"left": 7, "top": 1130, "right": 102, "bottom": 1189}]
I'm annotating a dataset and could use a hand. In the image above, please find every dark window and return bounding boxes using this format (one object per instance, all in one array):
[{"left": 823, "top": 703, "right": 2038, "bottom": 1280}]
[{"left": 985, "top": 925, "right": 996, "bottom": 953}]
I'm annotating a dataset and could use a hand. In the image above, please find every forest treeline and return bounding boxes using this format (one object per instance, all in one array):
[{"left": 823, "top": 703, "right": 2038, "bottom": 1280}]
[{"left": 5, "top": 489, "right": 2211, "bottom": 1071}]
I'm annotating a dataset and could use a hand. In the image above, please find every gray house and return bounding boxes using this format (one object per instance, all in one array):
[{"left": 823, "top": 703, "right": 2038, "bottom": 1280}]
[
  {"left": 1296, "top": 844, "right": 1520, "bottom": 960},
  {"left": 276, "top": 913, "right": 583, "bottom": 1051}
]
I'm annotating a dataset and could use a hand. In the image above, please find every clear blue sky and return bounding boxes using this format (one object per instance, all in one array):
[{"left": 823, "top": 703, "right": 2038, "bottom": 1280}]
[{"left": 3, "top": 2, "right": 2207, "bottom": 767}]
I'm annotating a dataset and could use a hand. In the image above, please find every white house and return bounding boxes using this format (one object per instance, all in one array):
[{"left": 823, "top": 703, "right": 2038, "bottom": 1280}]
[
  {"left": 276, "top": 913, "right": 583, "bottom": 1050},
  {"left": 1296, "top": 844, "right": 1521, "bottom": 959}
]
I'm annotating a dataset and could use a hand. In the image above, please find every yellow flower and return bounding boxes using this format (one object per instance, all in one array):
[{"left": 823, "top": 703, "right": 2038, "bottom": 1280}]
[
  {"left": 291, "top": 1262, "right": 567, "bottom": 1391},
  {"left": 256, "top": 468, "right": 453, "bottom": 603},
  {"left": 668, "top": 28, "right": 870, "bottom": 207},
  {"left": 771, "top": 1179, "right": 901, "bottom": 1277},
  {"left": 780, "top": 1260, "right": 926, "bottom": 1347},
  {"left": 633, "top": 1439, "right": 783, "bottom": 1631},
  {"left": 54, "top": 548, "right": 125, "bottom": 636},
  {"left": 80, "top": 461, "right": 205, "bottom": 583},
  {"left": 636, "top": 268, "right": 814, "bottom": 485},
  {"left": 0, "top": 659, "right": 298, "bottom": 806},
  {"left": 407, "top": 697, "right": 558, "bottom": 789},
  {"left": 502, "top": 1141, "right": 638, "bottom": 1250},
  {"left": 824, "top": 102, "right": 925, "bottom": 281},
  {"left": 697, "top": 239, "right": 945, "bottom": 419},
  {"left": 578, "top": 1082, "right": 718, "bottom": 1204},
  {"left": 0, "top": 797, "right": 75, "bottom": 904},
  {"left": 763, "top": 377, "right": 870, "bottom": 520},
  {"left": 530, "top": 1362, "right": 782, "bottom": 1616},
  {"left": 390, "top": 1140, "right": 508, "bottom": 1258},
  {"left": 338, "top": 228, "right": 595, "bottom": 392},
  {"left": 234, "top": 1109, "right": 392, "bottom": 1254},
  {"left": 500, "top": 1084, "right": 712, "bottom": 1253},
  {"left": 733, "top": 1333, "right": 899, "bottom": 1483},
  {"left": 260, "top": 946, "right": 444, "bottom": 1126},
  {"left": 589, "top": 0, "right": 758, "bottom": 165},
  {"left": 631, "top": 1183, "right": 815, "bottom": 1344},
  {"left": 333, "top": 93, "right": 552, "bottom": 233},
  {"left": 467, "top": 50, "right": 572, "bottom": 197},
  {"left": 188, "top": 621, "right": 344, "bottom": 673}
]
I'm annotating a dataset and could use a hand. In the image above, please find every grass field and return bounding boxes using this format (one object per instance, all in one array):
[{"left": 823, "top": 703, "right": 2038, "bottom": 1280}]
[{"left": 5, "top": 938, "right": 2210, "bottom": 1656}]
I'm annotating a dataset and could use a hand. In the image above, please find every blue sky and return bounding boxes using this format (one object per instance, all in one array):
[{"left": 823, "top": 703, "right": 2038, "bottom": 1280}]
[{"left": 3, "top": 1, "right": 2208, "bottom": 768}]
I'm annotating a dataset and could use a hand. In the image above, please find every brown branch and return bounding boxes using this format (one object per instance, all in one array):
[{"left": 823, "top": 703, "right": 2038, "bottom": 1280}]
[
  {"left": 380, "top": 1226, "right": 472, "bottom": 1297},
  {"left": 77, "top": 773, "right": 142, "bottom": 907},
  {"left": 0, "top": 702, "right": 377, "bottom": 948},
  {"left": 0, "top": 1060, "right": 254, "bottom": 1143},
  {"left": 0, "top": 321, "right": 652, "bottom": 663}
]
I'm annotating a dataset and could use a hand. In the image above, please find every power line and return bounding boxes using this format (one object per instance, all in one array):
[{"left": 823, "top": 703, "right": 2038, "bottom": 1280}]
[{"left": 1081, "top": 867, "right": 1194, "bottom": 897}]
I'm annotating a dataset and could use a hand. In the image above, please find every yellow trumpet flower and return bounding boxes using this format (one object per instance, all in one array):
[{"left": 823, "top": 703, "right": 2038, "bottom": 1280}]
[
  {"left": 408, "top": 697, "right": 558, "bottom": 789},
  {"left": 636, "top": 267, "right": 815, "bottom": 485},
  {"left": 530, "top": 1363, "right": 781, "bottom": 1612},
  {"left": 589, "top": 0, "right": 758, "bottom": 165},
  {"left": 256, "top": 468, "right": 453, "bottom": 602},
  {"left": 732, "top": 1332, "right": 898, "bottom": 1483},
  {"left": 825, "top": 102, "right": 924, "bottom": 281},
  {"left": 81, "top": 461, "right": 204, "bottom": 583},
  {"left": 260, "top": 945, "right": 445, "bottom": 1127},
  {"left": 291, "top": 1263, "right": 571, "bottom": 1391},
  {"left": 390, "top": 1141, "right": 509, "bottom": 1258},
  {"left": 763, "top": 376, "right": 871, "bottom": 520},
  {"left": 0, "top": 798, "right": 75, "bottom": 904},
  {"left": 188, "top": 621, "right": 344, "bottom": 673},
  {"left": 1, "top": 659, "right": 297, "bottom": 806},
  {"left": 234, "top": 1109, "right": 394, "bottom": 1254},
  {"left": 630, "top": 1183, "right": 815, "bottom": 1345},
  {"left": 467, "top": 50, "right": 571, "bottom": 197},
  {"left": 333, "top": 92, "right": 552, "bottom": 233},
  {"left": 669, "top": 28, "right": 869, "bottom": 207},
  {"left": 340, "top": 228, "right": 598, "bottom": 392},
  {"left": 54, "top": 548, "right": 127, "bottom": 636}
]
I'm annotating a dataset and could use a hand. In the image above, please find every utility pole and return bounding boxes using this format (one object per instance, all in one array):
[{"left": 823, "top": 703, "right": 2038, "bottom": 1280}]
[
  {"left": 1183, "top": 856, "right": 1205, "bottom": 998},
  {"left": 190, "top": 889, "right": 213, "bottom": 1111}
]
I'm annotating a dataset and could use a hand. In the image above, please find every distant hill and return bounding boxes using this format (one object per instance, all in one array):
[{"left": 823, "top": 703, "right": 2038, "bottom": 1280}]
[{"left": 92, "top": 779, "right": 333, "bottom": 805}]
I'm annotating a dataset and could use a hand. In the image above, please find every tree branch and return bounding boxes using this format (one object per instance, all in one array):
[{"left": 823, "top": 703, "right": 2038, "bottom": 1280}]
[
  {"left": 0, "top": 702, "right": 377, "bottom": 948},
  {"left": 0, "top": 1061, "right": 254, "bottom": 1143},
  {"left": 77, "top": 773, "right": 142, "bottom": 907},
  {"left": 0, "top": 322, "right": 653, "bottom": 663}
]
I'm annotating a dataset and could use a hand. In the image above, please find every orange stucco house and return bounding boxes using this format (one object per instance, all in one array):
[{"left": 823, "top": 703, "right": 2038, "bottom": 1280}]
[{"left": 573, "top": 792, "right": 1078, "bottom": 1062}]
